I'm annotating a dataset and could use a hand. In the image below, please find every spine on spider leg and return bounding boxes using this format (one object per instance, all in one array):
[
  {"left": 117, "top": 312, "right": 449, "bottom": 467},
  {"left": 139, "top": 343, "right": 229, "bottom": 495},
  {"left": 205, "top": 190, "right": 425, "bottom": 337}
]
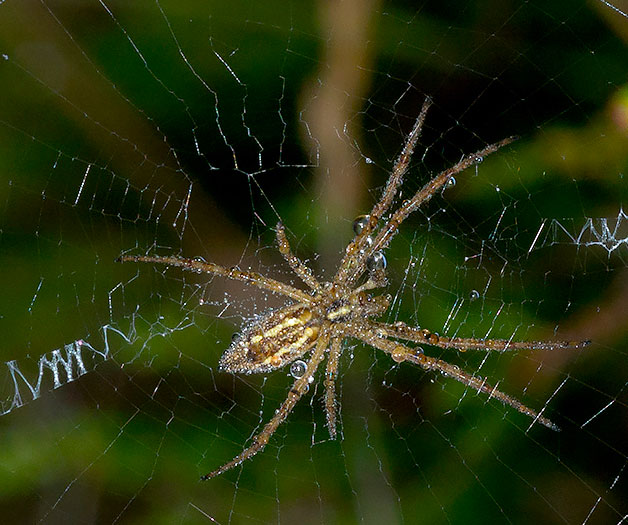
[
  {"left": 324, "top": 376, "right": 338, "bottom": 440},
  {"left": 324, "top": 338, "right": 342, "bottom": 440},
  {"left": 199, "top": 384, "right": 300, "bottom": 480},
  {"left": 376, "top": 322, "right": 591, "bottom": 352},
  {"left": 346, "top": 323, "right": 561, "bottom": 432},
  {"left": 200, "top": 432, "right": 271, "bottom": 481},
  {"left": 116, "top": 254, "right": 227, "bottom": 275},
  {"left": 445, "top": 338, "right": 592, "bottom": 352},
  {"left": 334, "top": 97, "right": 433, "bottom": 285},
  {"left": 116, "top": 253, "right": 313, "bottom": 303},
  {"left": 403, "top": 351, "right": 561, "bottom": 432},
  {"left": 275, "top": 222, "right": 320, "bottom": 290},
  {"left": 382, "top": 96, "right": 433, "bottom": 207},
  {"left": 200, "top": 330, "right": 331, "bottom": 480},
  {"left": 345, "top": 136, "right": 519, "bottom": 285}
]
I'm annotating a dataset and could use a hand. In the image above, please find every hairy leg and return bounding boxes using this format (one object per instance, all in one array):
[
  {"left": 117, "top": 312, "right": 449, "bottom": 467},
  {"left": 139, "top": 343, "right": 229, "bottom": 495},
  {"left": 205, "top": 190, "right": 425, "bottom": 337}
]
[
  {"left": 346, "top": 136, "right": 517, "bottom": 285},
  {"left": 117, "top": 254, "right": 313, "bottom": 303},
  {"left": 324, "top": 337, "right": 342, "bottom": 439},
  {"left": 371, "top": 321, "right": 591, "bottom": 352},
  {"left": 340, "top": 321, "right": 561, "bottom": 431},
  {"left": 336, "top": 97, "right": 432, "bottom": 285},
  {"left": 275, "top": 222, "right": 320, "bottom": 291},
  {"left": 201, "top": 327, "right": 331, "bottom": 480}
]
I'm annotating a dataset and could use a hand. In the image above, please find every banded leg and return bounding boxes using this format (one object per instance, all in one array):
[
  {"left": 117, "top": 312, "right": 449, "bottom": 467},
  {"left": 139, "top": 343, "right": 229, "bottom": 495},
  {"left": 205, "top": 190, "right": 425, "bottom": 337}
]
[
  {"left": 324, "top": 337, "right": 342, "bottom": 439},
  {"left": 117, "top": 254, "right": 313, "bottom": 303},
  {"left": 336, "top": 97, "right": 432, "bottom": 285},
  {"left": 371, "top": 321, "right": 591, "bottom": 352},
  {"left": 201, "top": 327, "right": 331, "bottom": 480},
  {"left": 340, "top": 322, "right": 560, "bottom": 431},
  {"left": 275, "top": 222, "right": 320, "bottom": 291}
]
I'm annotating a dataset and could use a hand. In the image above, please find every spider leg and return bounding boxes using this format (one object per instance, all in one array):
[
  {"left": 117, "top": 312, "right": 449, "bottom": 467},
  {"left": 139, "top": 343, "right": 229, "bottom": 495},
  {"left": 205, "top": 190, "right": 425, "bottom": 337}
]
[
  {"left": 346, "top": 135, "right": 517, "bottom": 286},
  {"left": 340, "top": 322, "right": 560, "bottom": 431},
  {"left": 324, "top": 337, "right": 342, "bottom": 439},
  {"left": 117, "top": 254, "right": 313, "bottom": 303},
  {"left": 200, "top": 327, "right": 331, "bottom": 480},
  {"left": 372, "top": 321, "right": 591, "bottom": 351},
  {"left": 276, "top": 222, "right": 321, "bottom": 291},
  {"left": 336, "top": 97, "right": 432, "bottom": 285}
]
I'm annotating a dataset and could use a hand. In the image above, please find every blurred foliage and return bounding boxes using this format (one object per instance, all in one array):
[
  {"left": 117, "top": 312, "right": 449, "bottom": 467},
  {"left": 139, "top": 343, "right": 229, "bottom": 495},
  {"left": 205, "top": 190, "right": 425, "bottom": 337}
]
[{"left": 0, "top": 0, "right": 627, "bottom": 523}]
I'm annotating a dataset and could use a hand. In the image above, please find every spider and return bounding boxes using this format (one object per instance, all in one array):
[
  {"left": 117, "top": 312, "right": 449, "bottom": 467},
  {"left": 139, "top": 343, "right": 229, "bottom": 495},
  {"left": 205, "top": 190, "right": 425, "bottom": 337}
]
[{"left": 118, "top": 97, "right": 590, "bottom": 480}]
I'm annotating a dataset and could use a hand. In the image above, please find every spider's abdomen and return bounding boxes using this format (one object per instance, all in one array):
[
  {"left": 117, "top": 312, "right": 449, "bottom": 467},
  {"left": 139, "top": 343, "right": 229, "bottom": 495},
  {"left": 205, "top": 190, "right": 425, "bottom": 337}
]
[{"left": 219, "top": 304, "right": 320, "bottom": 374}]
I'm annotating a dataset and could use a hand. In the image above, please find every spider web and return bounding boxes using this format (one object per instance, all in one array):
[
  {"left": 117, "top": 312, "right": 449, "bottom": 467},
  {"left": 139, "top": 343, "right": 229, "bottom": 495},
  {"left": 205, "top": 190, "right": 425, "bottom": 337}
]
[{"left": 1, "top": 1, "right": 627, "bottom": 523}]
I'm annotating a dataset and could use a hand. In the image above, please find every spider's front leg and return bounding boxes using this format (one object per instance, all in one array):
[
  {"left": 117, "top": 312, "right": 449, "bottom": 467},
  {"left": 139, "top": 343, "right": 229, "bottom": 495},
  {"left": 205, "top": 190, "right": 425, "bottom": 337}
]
[
  {"left": 353, "top": 136, "right": 517, "bottom": 286},
  {"left": 201, "top": 326, "right": 331, "bottom": 480},
  {"left": 335, "top": 96, "right": 432, "bottom": 286}
]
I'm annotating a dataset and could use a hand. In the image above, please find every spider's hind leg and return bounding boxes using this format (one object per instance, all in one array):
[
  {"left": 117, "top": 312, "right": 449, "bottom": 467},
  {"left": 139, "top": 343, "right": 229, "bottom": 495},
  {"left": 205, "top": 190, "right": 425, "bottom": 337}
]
[
  {"left": 343, "top": 322, "right": 562, "bottom": 431},
  {"left": 201, "top": 328, "right": 331, "bottom": 480},
  {"left": 324, "top": 337, "right": 342, "bottom": 439},
  {"left": 372, "top": 321, "right": 591, "bottom": 352}
]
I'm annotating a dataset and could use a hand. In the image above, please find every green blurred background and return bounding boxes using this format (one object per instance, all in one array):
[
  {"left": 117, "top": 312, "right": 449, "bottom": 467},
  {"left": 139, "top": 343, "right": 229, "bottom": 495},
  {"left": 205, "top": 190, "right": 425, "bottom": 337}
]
[{"left": 0, "top": 0, "right": 627, "bottom": 523}]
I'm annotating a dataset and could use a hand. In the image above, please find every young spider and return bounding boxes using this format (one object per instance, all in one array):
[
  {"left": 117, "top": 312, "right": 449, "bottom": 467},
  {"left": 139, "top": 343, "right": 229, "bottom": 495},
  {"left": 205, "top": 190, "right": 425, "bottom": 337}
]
[{"left": 118, "top": 97, "right": 590, "bottom": 480}]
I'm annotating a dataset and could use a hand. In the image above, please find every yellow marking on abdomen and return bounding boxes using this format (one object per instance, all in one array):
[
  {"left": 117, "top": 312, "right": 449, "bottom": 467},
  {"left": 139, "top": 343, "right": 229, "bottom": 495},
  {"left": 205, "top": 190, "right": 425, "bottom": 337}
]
[
  {"left": 264, "top": 311, "right": 309, "bottom": 338},
  {"left": 261, "top": 326, "right": 319, "bottom": 366}
]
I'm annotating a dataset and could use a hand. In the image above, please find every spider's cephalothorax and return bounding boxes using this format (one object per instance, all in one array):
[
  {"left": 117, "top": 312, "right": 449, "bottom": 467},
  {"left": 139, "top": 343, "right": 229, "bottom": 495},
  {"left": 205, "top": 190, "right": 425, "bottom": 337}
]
[{"left": 117, "top": 97, "right": 590, "bottom": 480}]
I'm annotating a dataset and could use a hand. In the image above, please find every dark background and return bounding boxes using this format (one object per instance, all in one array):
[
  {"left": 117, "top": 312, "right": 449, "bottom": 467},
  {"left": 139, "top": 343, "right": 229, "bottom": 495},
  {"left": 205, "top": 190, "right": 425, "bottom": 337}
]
[{"left": 0, "top": 1, "right": 627, "bottom": 523}]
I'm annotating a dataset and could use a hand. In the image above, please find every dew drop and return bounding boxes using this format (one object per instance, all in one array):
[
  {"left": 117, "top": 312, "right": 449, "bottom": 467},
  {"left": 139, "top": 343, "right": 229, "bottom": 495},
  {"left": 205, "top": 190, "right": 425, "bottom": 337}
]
[
  {"left": 446, "top": 177, "right": 456, "bottom": 188},
  {"left": 353, "top": 215, "right": 370, "bottom": 235},
  {"left": 391, "top": 346, "right": 406, "bottom": 363},
  {"left": 290, "top": 360, "right": 307, "bottom": 379},
  {"left": 367, "top": 251, "right": 387, "bottom": 272},
  {"left": 469, "top": 289, "right": 480, "bottom": 301},
  {"left": 365, "top": 157, "right": 373, "bottom": 164}
]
